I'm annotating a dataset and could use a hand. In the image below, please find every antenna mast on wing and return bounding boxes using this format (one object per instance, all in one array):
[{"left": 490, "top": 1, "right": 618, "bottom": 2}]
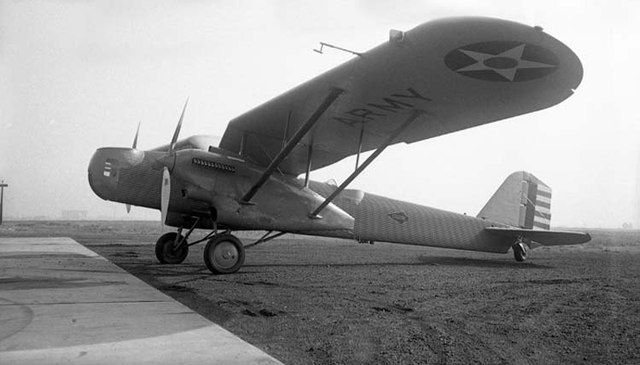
[{"left": 313, "top": 42, "right": 363, "bottom": 57}]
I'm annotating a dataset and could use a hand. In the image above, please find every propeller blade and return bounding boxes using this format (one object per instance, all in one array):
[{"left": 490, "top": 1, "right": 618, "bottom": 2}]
[
  {"left": 126, "top": 204, "right": 131, "bottom": 214},
  {"left": 161, "top": 167, "right": 171, "bottom": 225},
  {"left": 170, "top": 98, "right": 189, "bottom": 152},
  {"left": 160, "top": 99, "right": 187, "bottom": 225},
  {"left": 132, "top": 121, "right": 141, "bottom": 149}
]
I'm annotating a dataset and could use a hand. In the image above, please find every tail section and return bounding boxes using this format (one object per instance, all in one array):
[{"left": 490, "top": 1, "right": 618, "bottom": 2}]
[
  {"left": 528, "top": 180, "right": 551, "bottom": 230},
  {"left": 478, "top": 171, "right": 552, "bottom": 230}
]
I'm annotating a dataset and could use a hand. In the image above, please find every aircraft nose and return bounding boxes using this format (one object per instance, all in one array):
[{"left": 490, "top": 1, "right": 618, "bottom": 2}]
[{"left": 88, "top": 148, "right": 144, "bottom": 201}]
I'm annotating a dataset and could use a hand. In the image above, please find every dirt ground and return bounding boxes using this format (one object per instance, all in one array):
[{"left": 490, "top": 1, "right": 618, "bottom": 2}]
[{"left": 2, "top": 221, "right": 639, "bottom": 364}]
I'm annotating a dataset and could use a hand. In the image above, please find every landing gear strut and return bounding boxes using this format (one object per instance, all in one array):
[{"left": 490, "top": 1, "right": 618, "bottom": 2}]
[
  {"left": 155, "top": 217, "right": 284, "bottom": 274},
  {"left": 154, "top": 223, "right": 245, "bottom": 274},
  {"left": 512, "top": 237, "right": 528, "bottom": 262}
]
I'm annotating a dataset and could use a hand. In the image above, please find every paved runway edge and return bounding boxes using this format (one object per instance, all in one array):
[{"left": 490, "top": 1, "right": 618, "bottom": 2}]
[{"left": 0, "top": 237, "right": 282, "bottom": 365}]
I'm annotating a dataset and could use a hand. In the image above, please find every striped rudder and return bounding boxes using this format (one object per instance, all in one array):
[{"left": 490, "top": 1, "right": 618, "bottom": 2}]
[
  {"left": 521, "top": 177, "right": 551, "bottom": 230},
  {"left": 478, "top": 171, "right": 552, "bottom": 230}
]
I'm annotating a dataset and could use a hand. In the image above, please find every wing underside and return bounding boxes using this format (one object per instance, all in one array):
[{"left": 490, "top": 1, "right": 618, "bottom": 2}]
[{"left": 219, "top": 17, "right": 583, "bottom": 176}]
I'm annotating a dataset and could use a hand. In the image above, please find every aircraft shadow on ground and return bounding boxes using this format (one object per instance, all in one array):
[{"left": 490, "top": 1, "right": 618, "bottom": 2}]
[
  {"left": 238, "top": 256, "right": 551, "bottom": 271},
  {"left": 117, "top": 257, "right": 550, "bottom": 278},
  {"left": 415, "top": 255, "right": 551, "bottom": 269}
]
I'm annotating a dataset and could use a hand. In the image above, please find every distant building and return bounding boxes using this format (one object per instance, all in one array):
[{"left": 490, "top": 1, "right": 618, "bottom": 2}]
[{"left": 61, "top": 210, "right": 88, "bottom": 220}]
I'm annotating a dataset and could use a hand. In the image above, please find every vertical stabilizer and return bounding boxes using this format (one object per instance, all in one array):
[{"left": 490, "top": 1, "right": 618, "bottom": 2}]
[{"left": 477, "top": 171, "right": 551, "bottom": 230}]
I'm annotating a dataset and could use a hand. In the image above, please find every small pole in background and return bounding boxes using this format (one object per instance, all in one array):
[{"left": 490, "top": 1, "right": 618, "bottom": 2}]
[{"left": 0, "top": 180, "right": 8, "bottom": 225}]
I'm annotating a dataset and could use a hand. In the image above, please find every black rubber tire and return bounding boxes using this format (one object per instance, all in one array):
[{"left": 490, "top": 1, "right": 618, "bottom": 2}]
[
  {"left": 513, "top": 242, "right": 527, "bottom": 262},
  {"left": 155, "top": 232, "right": 189, "bottom": 264},
  {"left": 203, "top": 234, "right": 245, "bottom": 274}
]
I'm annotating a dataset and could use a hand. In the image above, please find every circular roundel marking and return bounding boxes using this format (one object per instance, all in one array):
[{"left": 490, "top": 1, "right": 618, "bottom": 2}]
[{"left": 444, "top": 41, "right": 558, "bottom": 82}]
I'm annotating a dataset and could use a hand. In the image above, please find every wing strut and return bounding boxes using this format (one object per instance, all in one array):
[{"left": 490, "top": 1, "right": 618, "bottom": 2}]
[
  {"left": 309, "top": 110, "right": 423, "bottom": 218},
  {"left": 240, "top": 87, "right": 344, "bottom": 203},
  {"left": 355, "top": 123, "right": 365, "bottom": 171},
  {"left": 304, "top": 141, "right": 314, "bottom": 187}
]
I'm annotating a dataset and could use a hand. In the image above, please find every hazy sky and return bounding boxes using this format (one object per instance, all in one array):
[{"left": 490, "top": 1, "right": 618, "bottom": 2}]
[{"left": 1, "top": 0, "right": 638, "bottom": 228}]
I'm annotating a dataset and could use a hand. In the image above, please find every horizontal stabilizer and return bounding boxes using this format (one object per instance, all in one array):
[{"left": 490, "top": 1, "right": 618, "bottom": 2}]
[{"left": 485, "top": 227, "right": 591, "bottom": 246}]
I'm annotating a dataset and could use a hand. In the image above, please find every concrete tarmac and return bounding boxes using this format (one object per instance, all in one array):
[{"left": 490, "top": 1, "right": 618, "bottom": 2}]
[{"left": 0, "top": 237, "right": 282, "bottom": 365}]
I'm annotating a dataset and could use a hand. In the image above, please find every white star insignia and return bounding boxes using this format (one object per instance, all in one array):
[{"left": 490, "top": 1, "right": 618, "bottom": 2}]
[{"left": 456, "top": 44, "right": 555, "bottom": 81}]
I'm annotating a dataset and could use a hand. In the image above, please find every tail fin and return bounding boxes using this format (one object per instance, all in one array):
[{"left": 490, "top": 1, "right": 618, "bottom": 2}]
[{"left": 477, "top": 171, "right": 551, "bottom": 230}]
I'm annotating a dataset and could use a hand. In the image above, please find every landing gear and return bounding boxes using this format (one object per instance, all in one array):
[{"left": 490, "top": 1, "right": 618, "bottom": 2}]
[
  {"left": 155, "top": 232, "right": 189, "bottom": 264},
  {"left": 204, "top": 234, "right": 245, "bottom": 274},
  {"left": 154, "top": 225, "right": 245, "bottom": 274},
  {"left": 512, "top": 239, "right": 528, "bottom": 262},
  {"left": 155, "top": 217, "right": 283, "bottom": 274}
]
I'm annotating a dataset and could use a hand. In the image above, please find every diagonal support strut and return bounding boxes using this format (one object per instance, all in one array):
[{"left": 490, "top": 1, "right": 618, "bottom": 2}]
[
  {"left": 241, "top": 87, "right": 344, "bottom": 203},
  {"left": 309, "top": 110, "right": 423, "bottom": 218}
]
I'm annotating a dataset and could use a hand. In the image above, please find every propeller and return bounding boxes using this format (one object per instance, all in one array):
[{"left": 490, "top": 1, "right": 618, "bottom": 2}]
[
  {"left": 161, "top": 167, "right": 171, "bottom": 225},
  {"left": 160, "top": 98, "right": 189, "bottom": 226},
  {"left": 132, "top": 121, "right": 141, "bottom": 149},
  {"left": 170, "top": 98, "right": 188, "bottom": 152},
  {"left": 126, "top": 121, "right": 141, "bottom": 214}
]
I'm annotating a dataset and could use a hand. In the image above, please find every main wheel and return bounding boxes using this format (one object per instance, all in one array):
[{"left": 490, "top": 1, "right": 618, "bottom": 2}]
[
  {"left": 203, "top": 234, "right": 245, "bottom": 274},
  {"left": 513, "top": 242, "right": 528, "bottom": 262},
  {"left": 155, "top": 232, "right": 189, "bottom": 264}
]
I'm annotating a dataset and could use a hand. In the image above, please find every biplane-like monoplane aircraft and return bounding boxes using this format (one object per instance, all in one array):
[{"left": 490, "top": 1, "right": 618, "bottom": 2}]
[{"left": 89, "top": 17, "right": 591, "bottom": 274}]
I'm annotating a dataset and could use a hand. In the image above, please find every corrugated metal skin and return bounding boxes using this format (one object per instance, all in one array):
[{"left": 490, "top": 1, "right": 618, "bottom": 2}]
[
  {"left": 91, "top": 150, "right": 197, "bottom": 218},
  {"left": 352, "top": 193, "right": 512, "bottom": 253},
  {"left": 116, "top": 158, "right": 162, "bottom": 209},
  {"left": 307, "top": 181, "right": 513, "bottom": 253},
  {"left": 91, "top": 150, "right": 514, "bottom": 254}
]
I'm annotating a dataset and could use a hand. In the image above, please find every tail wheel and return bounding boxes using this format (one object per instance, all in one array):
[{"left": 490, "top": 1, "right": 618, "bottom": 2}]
[
  {"left": 513, "top": 242, "right": 528, "bottom": 262},
  {"left": 155, "top": 232, "right": 189, "bottom": 264},
  {"left": 204, "top": 234, "right": 245, "bottom": 274}
]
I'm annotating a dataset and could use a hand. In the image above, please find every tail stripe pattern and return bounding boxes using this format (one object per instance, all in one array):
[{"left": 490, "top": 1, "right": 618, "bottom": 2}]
[
  {"left": 523, "top": 182, "right": 538, "bottom": 228},
  {"left": 533, "top": 184, "right": 551, "bottom": 230},
  {"left": 477, "top": 171, "right": 553, "bottom": 230}
]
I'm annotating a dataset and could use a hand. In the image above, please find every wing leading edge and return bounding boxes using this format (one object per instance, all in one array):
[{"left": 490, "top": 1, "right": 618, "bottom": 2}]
[{"left": 220, "top": 17, "right": 583, "bottom": 176}]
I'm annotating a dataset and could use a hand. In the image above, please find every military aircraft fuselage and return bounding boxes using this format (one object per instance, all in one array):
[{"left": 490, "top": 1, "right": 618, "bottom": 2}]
[
  {"left": 88, "top": 134, "right": 591, "bottom": 265},
  {"left": 88, "top": 134, "right": 519, "bottom": 255},
  {"left": 86, "top": 17, "right": 592, "bottom": 275},
  {"left": 88, "top": 139, "right": 354, "bottom": 235}
]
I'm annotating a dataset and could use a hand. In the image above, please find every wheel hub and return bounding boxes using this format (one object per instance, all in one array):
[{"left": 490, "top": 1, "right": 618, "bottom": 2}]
[
  {"left": 213, "top": 241, "right": 239, "bottom": 269},
  {"left": 155, "top": 232, "right": 189, "bottom": 264},
  {"left": 203, "top": 234, "right": 245, "bottom": 275}
]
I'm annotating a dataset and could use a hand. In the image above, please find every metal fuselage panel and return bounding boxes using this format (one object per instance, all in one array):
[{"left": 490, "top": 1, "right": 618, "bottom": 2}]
[
  {"left": 305, "top": 182, "right": 513, "bottom": 253},
  {"left": 88, "top": 144, "right": 511, "bottom": 253},
  {"left": 350, "top": 194, "right": 512, "bottom": 253},
  {"left": 88, "top": 146, "right": 354, "bottom": 233}
]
